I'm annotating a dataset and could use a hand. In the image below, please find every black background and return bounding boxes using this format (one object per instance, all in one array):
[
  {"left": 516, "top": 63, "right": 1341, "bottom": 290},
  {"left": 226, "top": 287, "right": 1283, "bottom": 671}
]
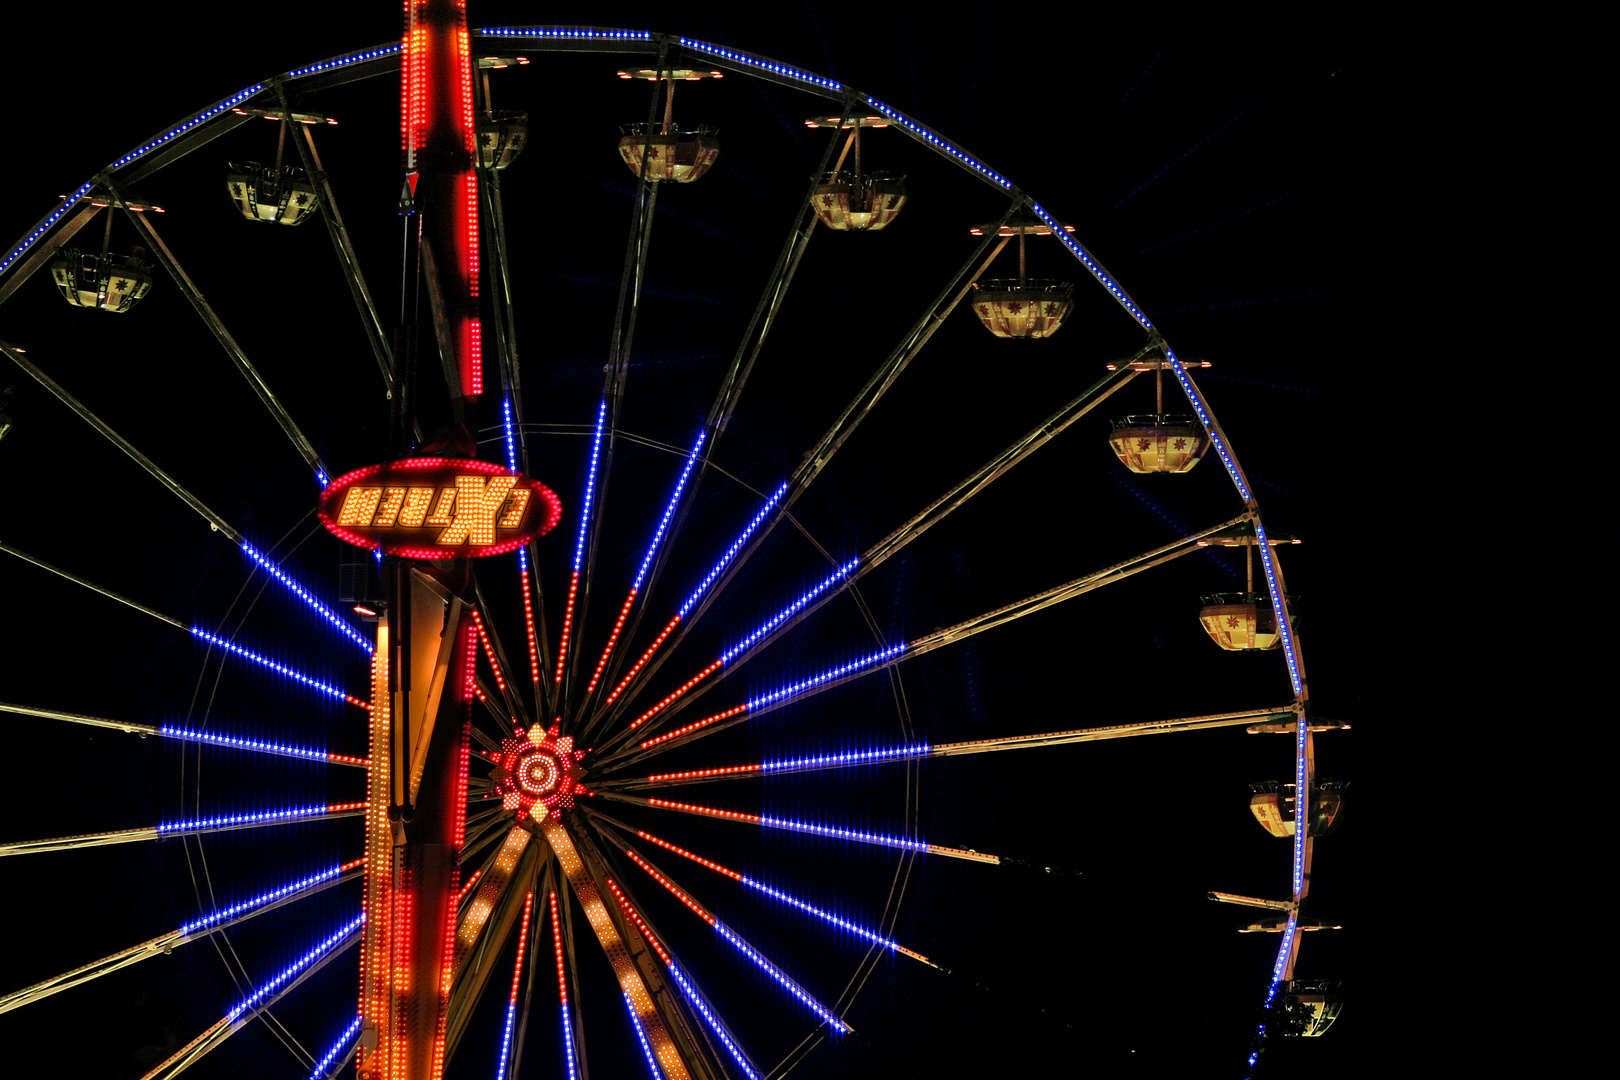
[{"left": 0, "top": 5, "right": 1554, "bottom": 1079}]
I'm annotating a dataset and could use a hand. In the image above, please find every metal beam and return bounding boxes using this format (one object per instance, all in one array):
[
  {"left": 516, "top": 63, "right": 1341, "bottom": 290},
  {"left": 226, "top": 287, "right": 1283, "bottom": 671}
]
[
  {"left": 111, "top": 187, "right": 327, "bottom": 479},
  {"left": 0, "top": 865, "right": 360, "bottom": 1014},
  {"left": 0, "top": 340, "right": 247, "bottom": 544},
  {"left": 139, "top": 919, "right": 362, "bottom": 1080},
  {"left": 0, "top": 540, "right": 187, "bottom": 629},
  {"left": 0, "top": 804, "right": 364, "bottom": 857},
  {"left": 277, "top": 81, "right": 395, "bottom": 388},
  {"left": 0, "top": 200, "right": 102, "bottom": 308}
]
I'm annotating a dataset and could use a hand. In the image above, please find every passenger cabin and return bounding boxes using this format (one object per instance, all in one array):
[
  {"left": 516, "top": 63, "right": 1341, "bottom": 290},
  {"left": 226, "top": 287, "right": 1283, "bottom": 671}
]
[
  {"left": 1108, "top": 414, "right": 1209, "bottom": 473},
  {"left": 477, "top": 112, "right": 529, "bottom": 169},
  {"left": 618, "top": 125, "right": 721, "bottom": 182},
  {"left": 1199, "top": 592, "right": 1281, "bottom": 651},
  {"left": 1282, "top": 980, "right": 1344, "bottom": 1037},
  {"left": 971, "top": 279, "right": 1074, "bottom": 338},
  {"left": 1248, "top": 780, "right": 1348, "bottom": 837},
  {"left": 226, "top": 163, "right": 318, "bottom": 225},
  {"left": 49, "top": 247, "right": 153, "bottom": 313},
  {"left": 616, "top": 66, "right": 722, "bottom": 183},
  {"left": 805, "top": 114, "right": 906, "bottom": 231}
]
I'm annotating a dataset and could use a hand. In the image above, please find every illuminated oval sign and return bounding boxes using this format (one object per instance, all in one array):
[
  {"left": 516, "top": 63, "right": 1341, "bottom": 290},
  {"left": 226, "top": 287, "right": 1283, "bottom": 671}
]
[{"left": 318, "top": 458, "right": 562, "bottom": 558}]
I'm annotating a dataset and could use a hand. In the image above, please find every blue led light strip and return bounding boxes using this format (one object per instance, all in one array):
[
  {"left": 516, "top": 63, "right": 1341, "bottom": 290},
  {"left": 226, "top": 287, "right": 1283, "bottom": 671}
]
[
  {"left": 719, "top": 559, "right": 860, "bottom": 665},
  {"left": 1030, "top": 202, "right": 1154, "bottom": 328},
  {"left": 677, "top": 481, "right": 788, "bottom": 619},
  {"left": 479, "top": 27, "right": 653, "bottom": 41},
  {"left": 159, "top": 724, "right": 332, "bottom": 764},
  {"left": 286, "top": 44, "right": 402, "bottom": 80},
  {"left": 866, "top": 99, "right": 1014, "bottom": 191},
  {"left": 0, "top": 183, "right": 93, "bottom": 277},
  {"left": 495, "top": 997, "right": 520, "bottom": 1080},
  {"left": 745, "top": 643, "right": 905, "bottom": 712},
  {"left": 736, "top": 872, "right": 902, "bottom": 956},
  {"left": 308, "top": 1015, "right": 363, "bottom": 1080},
  {"left": 757, "top": 814, "right": 927, "bottom": 853},
  {"left": 632, "top": 430, "right": 706, "bottom": 591},
  {"left": 675, "top": 37, "right": 843, "bottom": 93},
  {"left": 179, "top": 861, "right": 351, "bottom": 936},
  {"left": 665, "top": 960, "right": 761, "bottom": 1079},
  {"left": 555, "top": 1001, "right": 579, "bottom": 1080},
  {"left": 226, "top": 913, "right": 364, "bottom": 1021},
  {"left": 573, "top": 399, "right": 608, "bottom": 573},
  {"left": 111, "top": 85, "right": 265, "bottom": 171},
  {"left": 762, "top": 743, "right": 930, "bottom": 773},
  {"left": 623, "top": 995, "right": 666, "bottom": 1080},
  {"left": 156, "top": 803, "right": 355, "bottom": 836},
  {"left": 503, "top": 397, "right": 519, "bottom": 473},
  {"left": 240, "top": 543, "right": 372, "bottom": 654},
  {"left": 713, "top": 922, "right": 850, "bottom": 1032},
  {"left": 191, "top": 627, "right": 357, "bottom": 705},
  {"left": 1163, "top": 348, "right": 1248, "bottom": 501}
]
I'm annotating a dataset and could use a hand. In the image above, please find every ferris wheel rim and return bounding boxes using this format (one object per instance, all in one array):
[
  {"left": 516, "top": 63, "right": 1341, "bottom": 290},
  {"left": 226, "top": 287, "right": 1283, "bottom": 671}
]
[{"left": 0, "top": 23, "right": 1328, "bottom": 1079}]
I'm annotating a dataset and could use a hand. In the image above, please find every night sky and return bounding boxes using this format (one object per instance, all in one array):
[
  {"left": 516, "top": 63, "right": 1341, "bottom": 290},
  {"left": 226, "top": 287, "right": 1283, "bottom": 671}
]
[{"left": 0, "top": 7, "right": 1543, "bottom": 1079}]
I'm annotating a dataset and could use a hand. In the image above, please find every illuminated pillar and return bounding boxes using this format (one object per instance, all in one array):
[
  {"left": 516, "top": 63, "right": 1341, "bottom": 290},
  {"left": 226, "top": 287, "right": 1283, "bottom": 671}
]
[{"left": 403, "top": 0, "right": 481, "bottom": 403}]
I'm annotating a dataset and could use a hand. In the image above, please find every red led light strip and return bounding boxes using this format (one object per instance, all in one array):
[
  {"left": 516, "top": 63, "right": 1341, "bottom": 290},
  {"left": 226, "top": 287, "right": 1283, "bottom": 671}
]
[
  {"left": 643, "top": 763, "right": 761, "bottom": 784},
  {"left": 548, "top": 890, "right": 569, "bottom": 1005},
  {"left": 605, "top": 614, "right": 680, "bottom": 706},
  {"left": 646, "top": 797, "right": 761, "bottom": 826},
  {"left": 605, "top": 878, "right": 673, "bottom": 963},
  {"left": 328, "top": 751, "right": 369, "bottom": 767},
  {"left": 471, "top": 609, "right": 508, "bottom": 694},
  {"left": 639, "top": 704, "right": 748, "bottom": 750},
  {"left": 627, "top": 660, "right": 723, "bottom": 730},
  {"left": 520, "top": 566, "right": 540, "bottom": 691},
  {"left": 636, "top": 830, "right": 743, "bottom": 881},
  {"left": 457, "top": 869, "right": 484, "bottom": 903},
  {"left": 555, "top": 571, "right": 579, "bottom": 686},
  {"left": 585, "top": 591, "right": 637, "bottom": 694},
  {"left": 622, "top": 848, "right": 715, "bottom": 926},
  {"left": 507, "top": 892, "right": 534, "bottom": 1005}
]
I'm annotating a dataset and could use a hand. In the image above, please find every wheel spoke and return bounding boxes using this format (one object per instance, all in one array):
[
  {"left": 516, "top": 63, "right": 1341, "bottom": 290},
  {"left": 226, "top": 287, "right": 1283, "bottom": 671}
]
[
  {"left": 0, "top": 802, "right": 364, "bottom": 857},
  {"left": 1, "top": 342, "right": 365, "bottom": 647},
  {"left": 546, "top": 818, "right": 703, "bottom": 1080},
  {"left": 109, "top": 184, "right": 328, "bottom": 480},
  {"left": 492, "top": 891, "right": 535, "bottom": 1080},
  {"left": 605, "top": 879, "right": 764, "bottom": 1079},
  {"left": 307, "top": 1015, "right": 363, "bottom": 1080},
  {"left": 0, "top": 860, "right": 362, "bottom": 1014},
  {"left": 579, "top": 429, "right": 706, "bottom": 711},
  {"left": 276, "top": 83, "right": 394, "bottom": 388},
  {"left": 598, "top": 791, "right": 998, "bottom": 865},
  {"left": 596, "top": 814, "right": 941, "bottom": 970},
  {"left": 138, "top": 914, "right": 363, "bottom": 1080},
  {"left": 604, "top": 834, "right": 851, "bottom": 1033}
]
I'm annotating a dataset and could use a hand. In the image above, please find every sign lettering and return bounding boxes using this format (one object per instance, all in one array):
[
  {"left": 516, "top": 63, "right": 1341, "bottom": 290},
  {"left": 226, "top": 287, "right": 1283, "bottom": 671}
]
[{"left": 318, "top": 458, "right": 561, "bottom": 558}]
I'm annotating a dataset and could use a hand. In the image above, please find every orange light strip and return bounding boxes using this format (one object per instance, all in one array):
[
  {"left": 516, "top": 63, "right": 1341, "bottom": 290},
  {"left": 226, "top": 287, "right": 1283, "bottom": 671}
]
[
  {"left": 543, "top": 820, "right": 692, "bottom": 1080},
  {"left": 357, "top": 621, "right": 394, "bottom": 1078}
]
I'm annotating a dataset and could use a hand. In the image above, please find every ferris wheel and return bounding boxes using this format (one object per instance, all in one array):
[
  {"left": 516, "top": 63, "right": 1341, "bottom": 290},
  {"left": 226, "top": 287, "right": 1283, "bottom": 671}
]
[{"left": 0, "top": 13, "right": 1346, "bottom": 1080}]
